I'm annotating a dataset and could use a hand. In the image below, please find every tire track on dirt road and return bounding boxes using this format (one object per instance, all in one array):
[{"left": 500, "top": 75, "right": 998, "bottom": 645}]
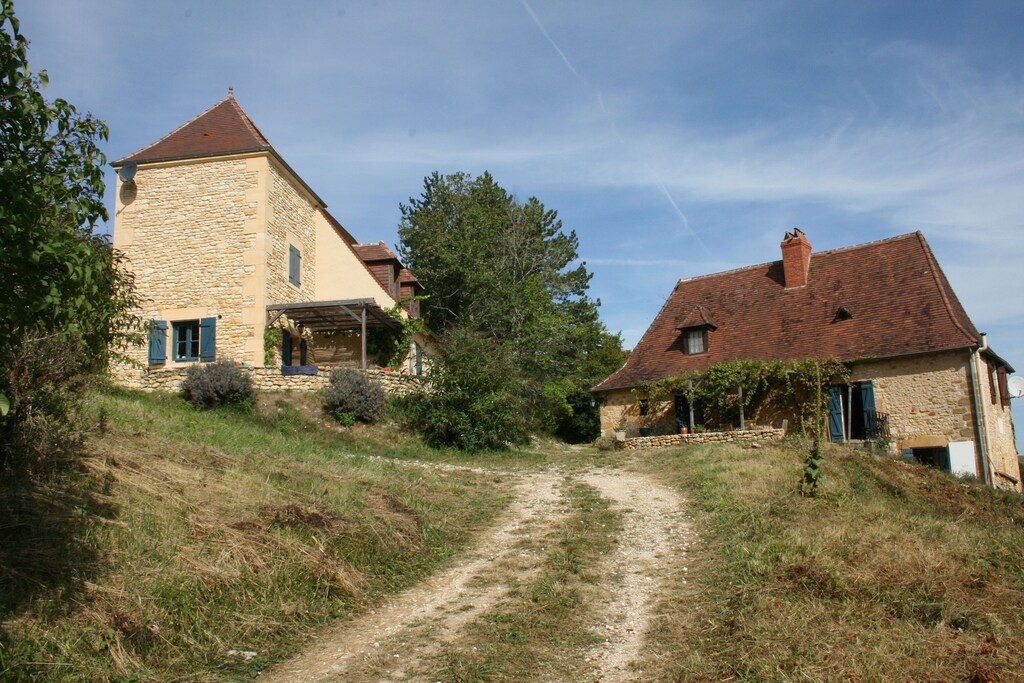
[
  {"left": 575, "top": 471, "right": 694, "bottom": 682},
  {"left": 259, "top": 472, "right": 568, "bottom": 683}
]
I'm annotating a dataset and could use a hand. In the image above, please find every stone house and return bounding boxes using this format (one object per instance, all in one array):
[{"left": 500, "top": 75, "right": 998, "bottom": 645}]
[
  {"left": 110, "top": 90, "right": 431, "bottom": 392},
  {"left": 593, "top": 230, "right": 1021, "bottom": 491}
]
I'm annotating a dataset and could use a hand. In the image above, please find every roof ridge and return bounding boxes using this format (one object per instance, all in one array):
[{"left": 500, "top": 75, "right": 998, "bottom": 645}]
[{"left": 674, "top": 232, "right": 922, "bottom": 286}]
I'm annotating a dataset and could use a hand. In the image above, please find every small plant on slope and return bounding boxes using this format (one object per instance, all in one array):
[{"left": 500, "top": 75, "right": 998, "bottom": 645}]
[
  {"left": 181, "top": 360, "right": 255, "bottom": 409},
  {"left": 323, "top": 368, "right": 385, "bottom": 423}
]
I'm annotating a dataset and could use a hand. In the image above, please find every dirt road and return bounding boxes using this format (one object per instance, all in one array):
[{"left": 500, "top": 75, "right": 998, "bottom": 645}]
[{"left": 259, "top": 460, "right": 692, "bottom": 682}]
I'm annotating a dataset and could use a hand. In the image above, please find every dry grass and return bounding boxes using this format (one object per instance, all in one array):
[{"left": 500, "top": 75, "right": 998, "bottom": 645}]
[
  {"left": 0, "top": 388, "right": 509, "bottom": 682},
  {"left": 636, "top": 439, "right": 1024, "bottom": 682}
]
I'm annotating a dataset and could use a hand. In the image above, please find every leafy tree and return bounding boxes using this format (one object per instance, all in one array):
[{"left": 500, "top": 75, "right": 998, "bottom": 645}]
[
  {"left": 0, "top": 0, "right": 141, "bottom": 475},
  {"left": 397, "top": 172, "right": 624, "bottom": 443},
  {"left": 403, "top": 326, "right": 530, "bottom": 451}
]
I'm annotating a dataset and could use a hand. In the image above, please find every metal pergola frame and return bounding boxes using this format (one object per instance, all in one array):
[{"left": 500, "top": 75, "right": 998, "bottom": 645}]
[{"left": 266, "top": 299, "right": 401, "bottom": 370}]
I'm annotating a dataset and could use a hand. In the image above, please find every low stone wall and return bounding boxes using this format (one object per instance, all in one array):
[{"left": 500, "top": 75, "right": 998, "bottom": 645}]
[
  {"left": 112, "top": 364, "right": 424, "bottom": 396},
  {"left": 618, "top": 426, "right": 786, "bottom": 450}
]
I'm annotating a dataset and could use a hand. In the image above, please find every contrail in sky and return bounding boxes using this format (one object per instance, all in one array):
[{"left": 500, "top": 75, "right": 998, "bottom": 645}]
[{"left": 517, "top": 0, "right": 707, "bottom": 253}]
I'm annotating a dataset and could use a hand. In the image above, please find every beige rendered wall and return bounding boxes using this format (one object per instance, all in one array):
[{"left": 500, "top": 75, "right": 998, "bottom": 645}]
[
  {"left": 112, "top": 155, "right": 266, "bottom": 373},
  {"left": 312, "top": 211, "right": 399, "bottom": 306}
]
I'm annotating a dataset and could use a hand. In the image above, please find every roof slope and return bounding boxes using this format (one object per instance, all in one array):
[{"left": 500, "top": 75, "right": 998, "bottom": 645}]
[
  {"left": 594, "top": 232, "right": 983, "bottom": 392},
  {"left": 114, "top": 93, "right": 272, "bottom": 166}
]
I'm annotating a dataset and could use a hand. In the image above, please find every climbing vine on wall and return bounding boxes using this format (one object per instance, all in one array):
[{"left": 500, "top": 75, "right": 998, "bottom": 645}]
[
  {"left": 366, "top": 298, "right": 428, "bottom": 369},
  {"left": 637, "top": 357, "right": 851, "bottom": 434}
]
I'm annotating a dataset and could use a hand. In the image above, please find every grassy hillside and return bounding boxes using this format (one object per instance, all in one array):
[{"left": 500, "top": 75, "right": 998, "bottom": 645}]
[
  {"left": 637, "top": 440, "right": 1024, "bottom": 682},
  {"left": 0, "top": 389, "right": 511, "bottom": 682}
]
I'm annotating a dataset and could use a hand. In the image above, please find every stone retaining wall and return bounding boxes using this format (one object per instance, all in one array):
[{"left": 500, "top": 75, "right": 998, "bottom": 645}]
[
  {"left": 617, "top": 426, "right": 785, "bottom": 450},
  {"left": 112, "top": 364, "right": 424, "bottom": 396}
]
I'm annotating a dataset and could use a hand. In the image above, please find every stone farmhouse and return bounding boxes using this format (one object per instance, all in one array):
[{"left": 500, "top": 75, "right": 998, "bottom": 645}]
[
  {"left": 593, "top": 230, "right": 1021, "bottom": 491},
  {"left": 111, "top": 90, "right": 430, "bottom": 393}
]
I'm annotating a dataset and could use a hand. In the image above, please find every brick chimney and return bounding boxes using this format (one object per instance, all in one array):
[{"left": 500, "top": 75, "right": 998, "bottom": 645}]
[{"left": 780, "top": 229, "right": 812, "bottom": 288}]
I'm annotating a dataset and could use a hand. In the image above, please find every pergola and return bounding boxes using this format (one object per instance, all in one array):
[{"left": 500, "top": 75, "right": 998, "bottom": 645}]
[{"left": 266, "top": 298, "right": 401, "bottom": 370}]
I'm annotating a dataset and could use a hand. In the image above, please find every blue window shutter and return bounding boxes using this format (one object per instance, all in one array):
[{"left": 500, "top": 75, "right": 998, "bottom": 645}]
[
  {"left": 199, "top": 317, "right": 216, "bottom": 361},
  {"left": 148, "top": 320, "right": 167, "bottom": 364},
  {"left": 827, "top": 385, "right": 845, "bottom": 443},
  {"left": 859, "top": 381, "right": 876, "bottom": 433},
  {"left": 299, "top": 338, "right": 308, "bottom": 366},
  {"left": 281, "top": 334, "right": 292, "bottom": 366}
]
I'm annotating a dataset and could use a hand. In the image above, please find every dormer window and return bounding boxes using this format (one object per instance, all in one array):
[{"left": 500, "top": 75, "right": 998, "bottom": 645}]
[
  {"left": 685, "top": 328, "right": 708, "bottom": 355},
  {"left": 676, "top": 305, "right": 716, "bottom": 356}
]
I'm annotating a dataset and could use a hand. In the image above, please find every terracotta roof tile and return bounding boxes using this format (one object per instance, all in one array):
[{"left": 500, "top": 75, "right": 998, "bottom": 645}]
[
  {"left": 353, "top": 242, "right": 400, "bottom": 263},
  {"left": 114, "top": 94, "right": 271, "bottom": 166},
  {"left": 594, "top": 232, "right": 984, "bottom": 392}
]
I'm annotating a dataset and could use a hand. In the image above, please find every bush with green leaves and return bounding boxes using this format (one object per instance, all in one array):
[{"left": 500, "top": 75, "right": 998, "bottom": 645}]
[
  {"left": 1, "top": 2, "right": 142, "bottom": 478},
  {"left": 181, "top": 361, "right": 255, "bottom": 410},
  {"left": 323, "top": 368, "right": 386, "bottom": 423},
  {"left": 403, "top": 327, "right": 531, "bottom": 451}
]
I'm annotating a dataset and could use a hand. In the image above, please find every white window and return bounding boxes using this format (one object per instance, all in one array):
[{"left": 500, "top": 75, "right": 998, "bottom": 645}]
[{"left": 686, "top": 328, "right": 706, "bottom": 355}]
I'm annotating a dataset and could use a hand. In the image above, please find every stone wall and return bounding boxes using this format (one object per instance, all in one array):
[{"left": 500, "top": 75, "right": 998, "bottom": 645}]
[
  {"left": 617, "top": 426, "right": 785, "bottom": 450},
  {"left": 113, "top": 156, "right": 264, "bottom": 367},
  {"left": 851, "top": 351, "right": 975, "bottom": 447},
  {"left": 265, "top": 160, "right": 317, "bottom": 312},
  {"left": 112, "top": 364, "right": 424, "bottom": 396}
]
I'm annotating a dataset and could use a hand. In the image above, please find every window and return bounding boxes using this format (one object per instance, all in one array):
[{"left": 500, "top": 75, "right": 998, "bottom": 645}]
[
  {"left": 167, "top": 317, "right": 216, "bottom": 362},
  {"left": 173, "top": 321, "right": 200, "bottom": 361},
  {"left": 997, "top": 367, "right": 1011, "bottom": 408},
  {"left": 289, "top": 245, "right": 301, "bottom": 286},
  {"left": 685, "top": 328, "right": 707, "bottom": 355}
]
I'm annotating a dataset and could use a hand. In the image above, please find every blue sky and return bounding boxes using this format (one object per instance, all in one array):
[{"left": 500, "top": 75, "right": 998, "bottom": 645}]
[{"left": 16, "top": 1, "right": 1024, "bottom": 447}]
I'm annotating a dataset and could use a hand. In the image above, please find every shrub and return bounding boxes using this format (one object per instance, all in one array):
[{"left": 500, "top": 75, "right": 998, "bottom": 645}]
[
  {"left": 323, "top": 369, "right": 386, "bottom": 423},
  {"left": 181, "top": 361, "right": 255, "bottom": 409},
  {"left": 403, "top": 327, "right": 531, "bottom": 451}
]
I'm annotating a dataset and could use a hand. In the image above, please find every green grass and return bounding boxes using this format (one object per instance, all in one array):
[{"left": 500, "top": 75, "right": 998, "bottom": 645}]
[
  {"left": 0, "top": 388, "right": 511, "bottom": 682},
  {"left": 636, "top": 439, "right": 1024, "bottom": 682},
  {"left": 429, "top": 481, "right": 622, "bottom": 682}
]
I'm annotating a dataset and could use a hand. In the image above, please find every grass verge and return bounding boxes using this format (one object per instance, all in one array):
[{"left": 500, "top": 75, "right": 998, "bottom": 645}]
[
  {"left": 430, "top": 481, "right": 622, "bottom": 682},
  {"left": 0, "top": 388, "right": 510, "bottom": 682},
  {"left": 636, "top": 439, "right": 1024, "bottom": 682}
]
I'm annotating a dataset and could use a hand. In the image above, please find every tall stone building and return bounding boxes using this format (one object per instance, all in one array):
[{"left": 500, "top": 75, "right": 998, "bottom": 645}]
[{"left": 111, "top": 90, "right": 429, "bottom": 391}]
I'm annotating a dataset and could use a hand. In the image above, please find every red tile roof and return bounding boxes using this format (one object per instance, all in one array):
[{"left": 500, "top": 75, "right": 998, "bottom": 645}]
[
  {"left": 594, "top": 232, "right": 985, "bottom": 393},
  {"left": 353, "top": 242, "right": 400, "bottom": 263},
  {"left": 114, "top": 94, "right": 271, "bottom": 166}
]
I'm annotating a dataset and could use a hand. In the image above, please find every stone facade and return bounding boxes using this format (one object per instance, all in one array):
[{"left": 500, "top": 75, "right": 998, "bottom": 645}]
[
  {"left": 113, "top": 156, "right": 265, "bottom": 368},
  {"left": 599, "top": 350, "right": 1020, "bottom": 491},
  {"left": 851, "top": 350, "right": 1019, "bottom": 489},
  {"left": 850, "top": 352, "right": 973, "bottom": 447},
  {"left": 617, "top": 426, "right": 785, "bottom": 450},
  {"left": 113, "top": 149, "right": 427, "bottom": 382}
]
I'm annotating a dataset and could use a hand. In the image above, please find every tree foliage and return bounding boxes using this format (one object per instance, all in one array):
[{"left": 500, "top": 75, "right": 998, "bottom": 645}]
[
  {"left": 397, "top": 172, "right": 625, "bottom": 443},
  {"left": 402, "top": 326, "right": 531, "bottom": 451},
  {"left": 0, "top": 1, "right": 141, "bottom": 476}
]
